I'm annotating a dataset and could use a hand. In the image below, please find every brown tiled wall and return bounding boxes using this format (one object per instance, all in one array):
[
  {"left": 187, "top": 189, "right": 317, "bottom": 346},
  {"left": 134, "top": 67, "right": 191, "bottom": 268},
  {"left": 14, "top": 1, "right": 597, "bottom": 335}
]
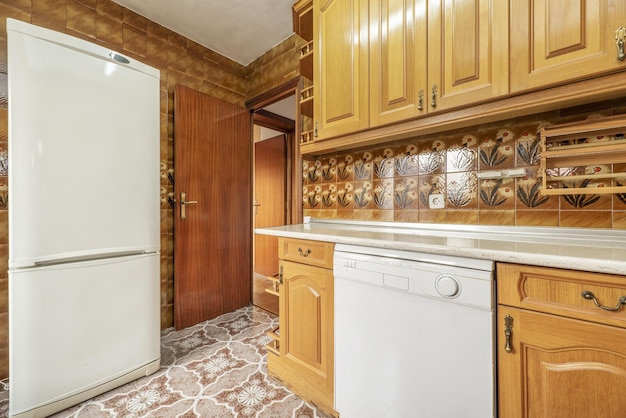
[
  {"left": 303, "top": 101, "right": 626, "bottom": 229},
  {"left": 0, "top": 0, "right": 301, "bottom": 379}
]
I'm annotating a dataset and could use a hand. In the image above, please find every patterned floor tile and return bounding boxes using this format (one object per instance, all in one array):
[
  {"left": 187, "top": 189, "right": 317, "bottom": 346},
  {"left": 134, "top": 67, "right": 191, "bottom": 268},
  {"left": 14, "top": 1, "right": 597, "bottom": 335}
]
[{"left": 0, "top": 306, "right": 330, "bottom": 418}]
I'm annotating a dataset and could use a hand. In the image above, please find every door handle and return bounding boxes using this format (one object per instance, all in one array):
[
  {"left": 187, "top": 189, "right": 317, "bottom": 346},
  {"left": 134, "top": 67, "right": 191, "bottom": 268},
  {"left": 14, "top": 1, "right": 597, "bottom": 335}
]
[
  {"left": 180, "top": 192, "right": 198, "bottom": 220},
  {"left": 253, "top": 199, "right": 261, "bottom": 215}
]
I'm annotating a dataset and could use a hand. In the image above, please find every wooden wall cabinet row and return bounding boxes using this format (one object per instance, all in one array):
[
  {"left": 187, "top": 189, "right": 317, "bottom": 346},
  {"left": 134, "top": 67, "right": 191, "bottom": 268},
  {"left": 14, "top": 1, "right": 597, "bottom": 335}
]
[
  {"left": 304, "top": 0, "right": 626, "bottom": 144},
  {"left": 497, "top": 263, "right": 626, "bottom": 418},
  {"left": 266, "top": 238, "right": 337, "bottom": 417}
]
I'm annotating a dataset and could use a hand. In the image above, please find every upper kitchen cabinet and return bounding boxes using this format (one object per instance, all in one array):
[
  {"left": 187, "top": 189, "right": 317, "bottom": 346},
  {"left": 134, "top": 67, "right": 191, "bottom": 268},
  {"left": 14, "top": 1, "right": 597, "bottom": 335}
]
[
  {"left": 427, "top": 0, "right": 509, "bottom": 110},
  {"left": 313, "top": 0, "right": 369, "bottom": 140},
  {"left": 369, "top": 0, "right": 428, "bottom": 126},
  {"left": 510, "top": 0, "right": 626, "bottom": 92}
]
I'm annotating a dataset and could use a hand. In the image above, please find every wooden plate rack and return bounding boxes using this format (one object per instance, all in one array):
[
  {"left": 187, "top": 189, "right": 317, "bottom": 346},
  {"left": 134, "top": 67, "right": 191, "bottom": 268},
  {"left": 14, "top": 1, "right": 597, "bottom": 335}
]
[{"left": 540, "top": 114, "right": 626, "bottom": 195}]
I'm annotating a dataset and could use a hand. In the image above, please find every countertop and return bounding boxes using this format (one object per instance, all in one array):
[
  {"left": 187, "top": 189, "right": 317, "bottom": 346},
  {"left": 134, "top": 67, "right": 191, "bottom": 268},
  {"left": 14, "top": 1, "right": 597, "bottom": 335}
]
[{"left": 255, "top": 219, "right": 626, "bottom": 275}]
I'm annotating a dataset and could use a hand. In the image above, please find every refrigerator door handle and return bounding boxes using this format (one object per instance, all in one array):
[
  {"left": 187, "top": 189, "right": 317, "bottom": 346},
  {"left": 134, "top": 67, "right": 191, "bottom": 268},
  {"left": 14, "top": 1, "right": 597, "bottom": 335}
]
[
  {"left": 34, "top": 250, "right": 152, "bottom": 267},
  {"left": 180, "top": 192, "right": 198, "bottom": 220}
]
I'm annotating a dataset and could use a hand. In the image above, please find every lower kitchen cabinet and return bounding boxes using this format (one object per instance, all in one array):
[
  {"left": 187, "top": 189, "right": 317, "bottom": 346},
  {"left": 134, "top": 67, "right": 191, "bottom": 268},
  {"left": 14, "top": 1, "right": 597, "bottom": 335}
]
[
  {"left": 497, "top": 263, "right": 626, "bottom": 418},
  {"left": 267, "top": 238, "right": 336, "bottom": 417}
]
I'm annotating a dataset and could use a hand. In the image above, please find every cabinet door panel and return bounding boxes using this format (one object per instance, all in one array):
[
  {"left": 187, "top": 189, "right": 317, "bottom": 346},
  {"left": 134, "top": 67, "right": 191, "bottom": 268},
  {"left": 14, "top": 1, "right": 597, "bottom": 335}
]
[
  {"left": 510, "top": 0, "right": 626, "bottom": 92},
  {"left": 280, "top": 260, "right": 333, "bottom": 384},
  {"left": 498, "top": 307, "right": 626, "bottom": 418},
  {"left": 428, "top": 0, "right": 509, "bottom": 110},
  {"left": 314, "top": 0, "right": 369, "bottom": 140},
  {"left": 370, "top": 0, "right": 428, "bottom": 126}
]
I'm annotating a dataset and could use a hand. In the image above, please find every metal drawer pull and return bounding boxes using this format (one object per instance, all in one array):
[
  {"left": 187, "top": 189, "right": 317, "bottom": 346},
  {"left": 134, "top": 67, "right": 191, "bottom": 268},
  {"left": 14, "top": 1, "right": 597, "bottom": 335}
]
[
  {"left": 581, "top": 291, "right": 626, "bottom": 312},
  {"left": 298, "top": 248, "right": 311, "bottom": 257},
  {"left": 504, "top": 315, "right": 513, "bottom": 353},
  {"left": 616, "top": 27, "right": 626, "bottom": 61}
]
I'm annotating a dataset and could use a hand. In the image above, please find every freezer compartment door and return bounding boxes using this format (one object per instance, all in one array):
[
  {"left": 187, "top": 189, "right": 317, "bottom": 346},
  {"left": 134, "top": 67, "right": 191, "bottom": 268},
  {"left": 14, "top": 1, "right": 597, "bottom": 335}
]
[
  {"left": 7, "top": 19, "right": 160, "bottom": 268},
  {"left": 9, "top": 253, "right": 160, "bottom": 416}
]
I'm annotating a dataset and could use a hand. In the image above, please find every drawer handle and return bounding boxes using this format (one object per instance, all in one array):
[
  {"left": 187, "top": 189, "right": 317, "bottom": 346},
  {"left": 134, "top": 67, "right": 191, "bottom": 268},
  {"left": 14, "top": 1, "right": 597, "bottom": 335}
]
[
  {"left": 298, "top": 247, "right": 312, "bottom": 257},
  {"left": 504, "top": 315, "right": 514, "bottom": 353},
  {"left": 581, "top": 290, "right": 626, "bottom": 312}
]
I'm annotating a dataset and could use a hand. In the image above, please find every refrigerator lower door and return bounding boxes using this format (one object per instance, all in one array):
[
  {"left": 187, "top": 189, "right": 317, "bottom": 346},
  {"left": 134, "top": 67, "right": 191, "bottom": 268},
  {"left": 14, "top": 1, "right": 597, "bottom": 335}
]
[{"left": 9, "top": 253, "right": 161, "bottom": 418}]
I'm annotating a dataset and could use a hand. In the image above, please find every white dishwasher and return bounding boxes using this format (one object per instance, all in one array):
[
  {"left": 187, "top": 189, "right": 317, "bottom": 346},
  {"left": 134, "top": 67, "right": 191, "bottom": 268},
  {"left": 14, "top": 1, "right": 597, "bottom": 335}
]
[{"left": 334, "top": 244, "right": 495, "bottom": 418}]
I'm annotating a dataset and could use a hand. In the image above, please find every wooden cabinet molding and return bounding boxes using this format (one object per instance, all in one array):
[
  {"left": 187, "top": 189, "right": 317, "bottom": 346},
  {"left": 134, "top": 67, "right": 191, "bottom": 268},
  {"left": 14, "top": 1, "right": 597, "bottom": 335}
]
[{"left": 300, "top": 71, "right": 626, "bottom": 156}]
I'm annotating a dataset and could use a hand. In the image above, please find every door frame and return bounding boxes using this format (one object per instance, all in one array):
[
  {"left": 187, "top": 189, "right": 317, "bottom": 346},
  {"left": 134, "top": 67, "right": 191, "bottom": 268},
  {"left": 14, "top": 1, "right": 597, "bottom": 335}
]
[{"left": 246, "top": 77, "right": 303, "bottom": 225}]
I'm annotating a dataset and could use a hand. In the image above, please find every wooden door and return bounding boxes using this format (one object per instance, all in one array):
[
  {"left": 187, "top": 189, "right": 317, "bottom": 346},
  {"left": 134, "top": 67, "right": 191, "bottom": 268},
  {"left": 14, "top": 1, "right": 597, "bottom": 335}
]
[
  {"left": 174, "top": 85, "right": 251, "bottom": 330},
  {"left": 254, "top": 134, "right": 286, "bottom": 277},
  {"left": 314, "top": 0, "right": 369, "bottom": 140},
  {"left": 510, "top": 0, "right": 626, "bottom": 93},
  {"left": 369, "top": 0, "right": 428, "bottom": 126},
  {"left": 498, "top": 307, "right": 626, "bottom": 418},
  {"left": 427, "top": 0, "right": 509, "bottom": 111},
  {"left": 280, "top": 260, "right": 334, "bottom": 407}
]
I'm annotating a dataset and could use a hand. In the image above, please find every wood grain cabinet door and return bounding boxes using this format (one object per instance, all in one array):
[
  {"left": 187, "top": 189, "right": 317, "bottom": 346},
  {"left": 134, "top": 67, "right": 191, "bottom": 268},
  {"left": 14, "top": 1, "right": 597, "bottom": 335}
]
[
  {"left": 279, "top": 260, "right": 334, "bottom": 401},
  {"left": 369, "top": 0, "right": 428, "bottom": 126},
  {"left": 427, "top": 0, "right": 509, "bottom": 111},
  {"left": 510, "top": 0, "right": 626, "bottom": 93},
  {"left": 498, "top": 306, "right": 626, "bottom": 418},
  {"left": 314, "top": 0, "right": 369, "bottom": 140}
]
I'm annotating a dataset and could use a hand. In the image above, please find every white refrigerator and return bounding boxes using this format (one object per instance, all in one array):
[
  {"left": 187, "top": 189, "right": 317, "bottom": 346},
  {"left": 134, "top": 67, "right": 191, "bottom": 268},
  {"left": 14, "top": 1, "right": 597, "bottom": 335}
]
[{"left": 7, "top": 19, "right": 161, "bottom": 418}]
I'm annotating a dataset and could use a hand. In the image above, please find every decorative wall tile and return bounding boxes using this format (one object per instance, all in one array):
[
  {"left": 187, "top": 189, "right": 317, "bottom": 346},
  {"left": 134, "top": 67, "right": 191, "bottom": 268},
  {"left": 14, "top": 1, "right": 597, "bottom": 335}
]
[
  {"left": 320, "top": 156, "right": 336, "bottom": 182},
  {"left": 418, "top": 174, "right": 445, "bottom": 209},
  {"left": 372, "top": 179, "right": 393, "bottom": 210},
  {"left": 394, "top": 177, "right": 418, "bottom": 210},
  {"left": 447, "top": 210, "right": 478, "bottom": 225},
  {"left": 479, "top": 178, "right": 514, "bottom": 209},
  {"left": 352, "top": 181, "right": 373, "bottom": 209},
  {"left": 478, "top": 127, "right": 515, "bottom": 169},
  {"left": 613, "top": 211, "right": 626, "bottom": 229},
  {"left": 372, "top": 147, "right": 394, "bottom": 179},
  {"left": 394, "top": 142, "right": 419, "bottom": 177},
  {"left": 516, "top": 168, "right": 556, "bottom": 209},
  {"left": 335, "top": 153, "right": 353, "bottom": 181},
  {"left": 320, "top": 184, "right": 336, "bottom": 209},
  {"left": 446, "top": 134, "right": 478, "bottom": 173},
  {"left": 352, "top": 151, "right": 373, "bottom": 180},
  {"left": 446, "top": 172, "right": 477, "bottom": 209},
  {"left": 418, "top": 139, "right": 445, "bottom": 175},
  {"left": 335, "top": 182, "right": 353, "bottom": 209}
]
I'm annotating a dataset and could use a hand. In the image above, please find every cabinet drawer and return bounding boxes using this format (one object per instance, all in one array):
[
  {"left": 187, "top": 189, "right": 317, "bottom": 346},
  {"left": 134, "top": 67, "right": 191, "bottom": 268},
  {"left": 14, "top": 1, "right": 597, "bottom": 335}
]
[
  {"left": 497, "top": 263, "right": 626, "bottom": 328},
  {"left": 279, "top": 238, "right": 334, "bottom": 268}
]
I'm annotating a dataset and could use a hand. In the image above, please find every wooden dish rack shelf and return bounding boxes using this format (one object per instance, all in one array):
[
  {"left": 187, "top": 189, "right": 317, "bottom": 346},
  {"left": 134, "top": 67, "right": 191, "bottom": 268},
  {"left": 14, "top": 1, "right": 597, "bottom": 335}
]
[{"left": 540, "top": 114, "right": 626, "bottom": 195}]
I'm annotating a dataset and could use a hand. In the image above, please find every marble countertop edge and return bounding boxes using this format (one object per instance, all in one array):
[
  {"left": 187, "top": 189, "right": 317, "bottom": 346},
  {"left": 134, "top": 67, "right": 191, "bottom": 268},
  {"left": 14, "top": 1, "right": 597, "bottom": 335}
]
[{"left": 255, "top": 221, "right": 626, "bottom": 276}]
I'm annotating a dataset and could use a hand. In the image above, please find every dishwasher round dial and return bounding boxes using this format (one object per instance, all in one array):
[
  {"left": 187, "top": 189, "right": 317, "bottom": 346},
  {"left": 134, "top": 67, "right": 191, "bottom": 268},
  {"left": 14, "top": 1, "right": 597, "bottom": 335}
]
[{"left": 435, "top": 274, "right": 460, "bottom": 298}]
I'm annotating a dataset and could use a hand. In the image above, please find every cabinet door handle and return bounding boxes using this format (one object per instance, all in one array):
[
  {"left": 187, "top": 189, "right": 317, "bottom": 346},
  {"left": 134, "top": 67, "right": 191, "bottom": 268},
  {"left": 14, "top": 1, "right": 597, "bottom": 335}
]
[
  {"left": 418, "top": 88, "right": 424, "bottom": 111},
  {"left": 298, "top": 247, "right": 312, "bottom": 257},
  {"left": 278, "top": 265, "right": 283, "bottom": 285},
  {"left": 581, "top": 290, "right": 626, "bottom": 312},
  {"left": 616, "top": 27, "right": 626, "bottom": 61},
  {"left": 431, "top": 84, "right": 438, "bottom": 108},
  {"left": 504, "top": 315, "right": 513, "bottom": 353}
]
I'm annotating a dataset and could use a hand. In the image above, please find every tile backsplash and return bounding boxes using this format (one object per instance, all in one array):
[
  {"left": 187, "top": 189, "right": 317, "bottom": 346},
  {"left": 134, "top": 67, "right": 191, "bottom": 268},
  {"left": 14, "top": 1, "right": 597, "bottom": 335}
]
[{"left": 304, "top": 102, "right": 626, "bottom": 229}]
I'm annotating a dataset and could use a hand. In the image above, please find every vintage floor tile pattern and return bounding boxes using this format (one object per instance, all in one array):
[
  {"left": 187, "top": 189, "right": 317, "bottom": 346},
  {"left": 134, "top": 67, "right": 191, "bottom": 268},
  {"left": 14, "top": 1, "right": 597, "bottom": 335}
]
[{"left": 0, "top": 306, "right": 330, "bottom": 418}]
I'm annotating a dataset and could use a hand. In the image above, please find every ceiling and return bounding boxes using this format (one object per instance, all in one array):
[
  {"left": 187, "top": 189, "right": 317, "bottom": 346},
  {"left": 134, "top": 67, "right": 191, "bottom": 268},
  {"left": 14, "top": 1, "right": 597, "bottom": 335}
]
[{"left": 112, "top": 0, "right": 296, "bottom": 66}]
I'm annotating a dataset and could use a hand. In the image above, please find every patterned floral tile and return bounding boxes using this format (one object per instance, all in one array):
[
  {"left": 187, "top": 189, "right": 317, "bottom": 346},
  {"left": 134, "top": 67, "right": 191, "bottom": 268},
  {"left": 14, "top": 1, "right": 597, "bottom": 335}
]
[
  {"left": 372, "top": 147, "right": 395, "bottom": 179},
  {"left": 479, "top": 178, "right": 515, "bottom": 210},
  {"left": 478, "top": 126, "right": 515, "bottom": 170},
  {"left": 0, "top": 306, "right": 330, "bottom": 418},
  {"left": 515, "top": 168, "right": 557, "bottom": 210},
  {"left": 352, "top": 151, "right": 373, "bottom": 181},
  {"left": 320, "top": 184, "right": 337, "bottom": 209},
  {"left": 352, "top": 181, "right": 373, "bottom": 209},
  {"left": 446, "top": 172, "right": 477, "bottom": 209},
  {"left": 418, "top": 138, "right": 445, "bottom": 175},
  {"left": 320, "top": 156, "right": 336, "bottom": 183},
  {"left": 394, "top": 142, "right": 419, "bottom": 177},
  {"left": 446, "top": 134, "right": 478, "bottom": 173},
  {"left": 335, "top": 182, "right": 354, "bottom": 209},
  {"left": 372, "top": 179, "right": 394, "bottom": 210},
  {"left": 418, "top": 175, "right": 445, "bottom": 209},
  {"left": 335, "top": 153, "right": 354, "bottom": 182},
  {"left": 393, "top": 177, "right": 418, "bottom": 210}
]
